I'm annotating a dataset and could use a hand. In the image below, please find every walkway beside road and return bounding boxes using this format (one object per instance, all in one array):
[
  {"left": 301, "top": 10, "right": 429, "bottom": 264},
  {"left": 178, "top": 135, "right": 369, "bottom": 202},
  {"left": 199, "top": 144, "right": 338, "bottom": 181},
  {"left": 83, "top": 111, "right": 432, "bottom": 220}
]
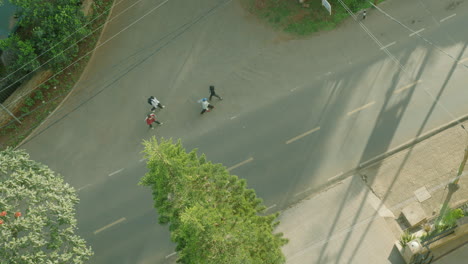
[
  {"left": 360, "top": 120, "right": 468, "bottom": 221},
  {"left": 276, "top": 176, "right": 404, "bottom": 264},
  {"left": 15, "top": 0, "right": 468, "bottom": 262},
  {"left": 277, "top": 119, "right": 468, "bottom": 263}
]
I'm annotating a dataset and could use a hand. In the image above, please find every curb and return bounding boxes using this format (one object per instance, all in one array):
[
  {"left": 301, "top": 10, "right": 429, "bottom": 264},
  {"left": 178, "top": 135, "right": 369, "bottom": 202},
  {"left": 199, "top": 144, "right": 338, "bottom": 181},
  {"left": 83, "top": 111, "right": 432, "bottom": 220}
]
[
  {"left": 328, "top": 113, "right": 468, "bottom": 186},
  {"left": 359, "top": 114, "right": 468, "bottom": 170}
]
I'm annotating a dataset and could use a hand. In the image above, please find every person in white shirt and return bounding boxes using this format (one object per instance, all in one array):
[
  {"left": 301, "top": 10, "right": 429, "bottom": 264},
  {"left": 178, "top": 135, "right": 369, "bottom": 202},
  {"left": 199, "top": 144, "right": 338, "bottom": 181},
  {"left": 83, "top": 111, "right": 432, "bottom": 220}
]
[
  {"left": 198, "top": 98, "right": 214, "bottom": 114},
  {"left": 147, "top": 96, "right": 165, "bottom": 112}
]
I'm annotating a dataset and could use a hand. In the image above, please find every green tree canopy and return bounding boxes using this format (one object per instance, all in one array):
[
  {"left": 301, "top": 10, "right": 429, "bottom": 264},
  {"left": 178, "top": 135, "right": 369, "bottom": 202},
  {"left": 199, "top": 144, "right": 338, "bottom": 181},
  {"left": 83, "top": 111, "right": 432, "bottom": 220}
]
[
  {"left": 0, "top": 0, "right": 89, "bottom": 82},
  {"left": 140, "top": 138, "right": 288, "bottom": 264},
  {"left": 0, "top": 148, "right": 93, "bottom": 263}
]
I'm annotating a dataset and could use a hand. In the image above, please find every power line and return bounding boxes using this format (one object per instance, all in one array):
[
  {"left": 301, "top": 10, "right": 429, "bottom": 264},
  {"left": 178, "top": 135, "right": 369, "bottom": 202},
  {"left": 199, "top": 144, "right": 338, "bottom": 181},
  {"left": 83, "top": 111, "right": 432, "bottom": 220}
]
[
  {"left": 3, "top": 0, "right": 233, "bottom": 145},
  {"left": 2, "top": 0, "right": 171, "bottom": 110},
  {"left": 0, "top": 0, "right": 147, "bottom": 95},
  {"left": 368, "top": 1, "right": 468, "bottom": 70},
  {"left": 336, "top": 0, "right": 468, "bottom": 134},
  {"left": 0, "top": 0, "right": 127, "bottom": 83}
]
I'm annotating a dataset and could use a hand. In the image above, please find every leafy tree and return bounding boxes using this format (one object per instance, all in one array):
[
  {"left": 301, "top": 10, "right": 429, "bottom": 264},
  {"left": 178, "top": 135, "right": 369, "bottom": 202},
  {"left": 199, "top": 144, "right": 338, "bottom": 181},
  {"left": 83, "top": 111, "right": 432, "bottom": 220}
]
[
  {"left": 0, "top": 0, "right": 89, "bottom": 83},
  {"left": 140, "top": 138, "right": 288, "bottom": 264},
  {"left": 0, "top": 34, "right": 40, "bottom": 81},
  {"left": 0, "top": 148, "right": 93, "bottom": 263},
  {"left": 12, "top": 0, "right": 88, "bottom": 67}
]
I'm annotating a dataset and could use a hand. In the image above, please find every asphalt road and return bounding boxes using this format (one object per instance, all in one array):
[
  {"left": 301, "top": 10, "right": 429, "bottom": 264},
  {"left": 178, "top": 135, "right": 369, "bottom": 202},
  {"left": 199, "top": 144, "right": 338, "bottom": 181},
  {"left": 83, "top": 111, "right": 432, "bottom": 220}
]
[{"left": 18, "top": 0, "right": 468, "bottom": 263}]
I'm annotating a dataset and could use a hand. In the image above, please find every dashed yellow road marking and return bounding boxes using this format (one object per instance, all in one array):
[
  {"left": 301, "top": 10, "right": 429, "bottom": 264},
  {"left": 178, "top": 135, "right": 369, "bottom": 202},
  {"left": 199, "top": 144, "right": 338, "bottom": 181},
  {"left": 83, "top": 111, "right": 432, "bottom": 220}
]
[
  {"left": 458, "top": 57, "right": 468, "bottom": 64},
  {"left": 347, "top": 101, "right": 375, "bottom": 116},
  {"left": 94, "top": 217, "right": 126, "bottom": 235},
  {"left": 227, "top": 157, "right": 254, "bottom": 171},
  {"left": 393, "top": 80, "right": 422, "bottom": 94},
  {"left": 286, "top": 127, "right": 321, "bottom": 144}
]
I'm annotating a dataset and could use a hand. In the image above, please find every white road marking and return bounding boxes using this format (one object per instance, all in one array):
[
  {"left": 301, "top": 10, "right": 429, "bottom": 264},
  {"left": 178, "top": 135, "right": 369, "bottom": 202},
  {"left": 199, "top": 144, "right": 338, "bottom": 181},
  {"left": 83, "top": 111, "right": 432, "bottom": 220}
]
[
  {"left": 393, "top": 80, "right": 422, "bottom": 94},
  {"left": 294, "top": 187, "right": 312, "bottom": 197},
  {"left": 347, "top": 101, "right": 375, "bottom": 116},
  {"left": 230, "top": 115, "right": 238, "bottom": 120},
  {"left": 77, "top": 184, "right": 91, "bottom": 192},
  {"left": 409, "top": 28, "right": 425, "bottom": 37},
  {"left": 139, "top": 158, "right": 145, "bottom": 162},
  {"left": 380, "top": 41, "right": 396, "bottom": 50},
  {"left": 227, "top": 157, "right": 254, "bottom": 171},
  {"left": 94, "top": 217, "right": 126, "bottom": 235},
  {"left": 108, "top": 168, "right": 124, "bottom": 177},
  {"left": 165, "top": 252, "right": 177, "bottom": 259},
  {"left": 457, "top": 57, "right": 468, "bottom": 64},
  {"left": 440, "top": 13, "right": 456, "bottom": 23},
  {"left": 286, "top": 127, "right": 320, "bottom": 144},
  {"left": 265, "top": 204, "right": 277, "bottom": 211},
  {"left": 328, "top": 172, "right": 344, "bottom": 182}
]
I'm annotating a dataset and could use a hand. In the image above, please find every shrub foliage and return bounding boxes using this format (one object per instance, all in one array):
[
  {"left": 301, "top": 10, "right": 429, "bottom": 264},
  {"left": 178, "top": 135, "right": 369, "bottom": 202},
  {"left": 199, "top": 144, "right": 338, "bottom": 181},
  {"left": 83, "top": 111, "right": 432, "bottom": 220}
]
[
  {"left": 0, "top": 148, "right": 93, "bottom": 263},
  {"left": 0, "top": 0, "right": 89, "bottom": 83},
  {"left": 140, "top": 138, "right": 288, "bottom": 264}
]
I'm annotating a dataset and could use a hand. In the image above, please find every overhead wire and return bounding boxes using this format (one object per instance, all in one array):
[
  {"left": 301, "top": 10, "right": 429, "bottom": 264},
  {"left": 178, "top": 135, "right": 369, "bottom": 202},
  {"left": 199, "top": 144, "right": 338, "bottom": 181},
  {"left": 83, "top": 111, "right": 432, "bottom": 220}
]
[
  {"left": 336, "top": 0, "right": 468, "bottom": 134},
  {"left": 3, "top": 0, "right": 233, "bottom": 141},
  {"left": 368, "top": 1, "right": 468, "bottom": 70},
  {"left": 367, "top": 0, "right": 468, "bottom": 137},
  {"left": 2, "top": 0, "right": 467, "bottom": 138},
  {"left": 2, "top": 0, "right": 171, "bottom": 110},
  {"left": 0, "top": 0, "right": 148, "bottom": 95}
]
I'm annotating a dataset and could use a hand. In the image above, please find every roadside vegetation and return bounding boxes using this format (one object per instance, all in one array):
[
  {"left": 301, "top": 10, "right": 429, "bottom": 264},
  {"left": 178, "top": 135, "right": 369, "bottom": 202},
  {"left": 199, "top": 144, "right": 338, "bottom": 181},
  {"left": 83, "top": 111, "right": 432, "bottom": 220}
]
[
  {"left": 240, "top": 0, "right": 383, "bottom": 36},
  {"left": 399, "top": 203, "right": 468, "bottom": 248},
  {"left": 0, "top": 148, "right": 93, "bottom": 263},
  {"left": 0, "top": 0, "right": 114, "bottom": 149},
  {"left": 140, "top": 138, "right": 289, "bottom": 263}
]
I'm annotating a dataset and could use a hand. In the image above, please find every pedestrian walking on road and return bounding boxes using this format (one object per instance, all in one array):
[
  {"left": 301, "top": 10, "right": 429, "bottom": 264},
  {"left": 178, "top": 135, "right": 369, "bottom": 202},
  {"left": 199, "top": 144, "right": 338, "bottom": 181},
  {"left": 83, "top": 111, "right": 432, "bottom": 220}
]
[
  {"left": 198, "top": 98, "right": 214, "bottom": 115},
  {"left": 209, "top": 85, "right": 222, "bottom": 101},
  {"left": 147, "top": 96, "right": 165, "bottom": 112},
  {"left": 362, "top": 10, "right": 367, "bottom": 20},
  {"left": 145, "top": 113, "right": 162, "bottom": 129}
]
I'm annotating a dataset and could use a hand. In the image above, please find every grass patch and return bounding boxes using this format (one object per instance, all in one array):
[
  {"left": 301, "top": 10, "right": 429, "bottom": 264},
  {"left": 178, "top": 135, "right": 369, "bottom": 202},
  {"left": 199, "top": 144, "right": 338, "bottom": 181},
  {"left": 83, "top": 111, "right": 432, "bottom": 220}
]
[
  {"left": 0, "top": 0, "right": 114, "bottom": 149},
  {"left": 241, "top": 0, "right": 384, "bottom": 36}
]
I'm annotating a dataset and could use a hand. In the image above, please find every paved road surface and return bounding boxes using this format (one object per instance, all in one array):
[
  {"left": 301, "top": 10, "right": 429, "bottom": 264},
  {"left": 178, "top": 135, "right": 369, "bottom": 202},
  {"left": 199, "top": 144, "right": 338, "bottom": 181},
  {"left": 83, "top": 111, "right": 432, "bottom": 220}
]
[{"left": 18, "top": 0, "right": 468, "bottom": 262}]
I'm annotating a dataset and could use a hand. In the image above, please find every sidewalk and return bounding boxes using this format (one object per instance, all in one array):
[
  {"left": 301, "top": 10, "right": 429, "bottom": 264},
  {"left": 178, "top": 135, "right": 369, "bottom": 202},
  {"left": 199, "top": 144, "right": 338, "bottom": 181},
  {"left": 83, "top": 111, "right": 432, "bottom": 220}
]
[
  {"left": 277, "top": 176, "right": 404, "bottom": 264},
  {"left": 360, "top": 120, "right": 468, "bottom": 222},
  {"left": 277, "top": 120, "right": 468, "bottom": 264}
]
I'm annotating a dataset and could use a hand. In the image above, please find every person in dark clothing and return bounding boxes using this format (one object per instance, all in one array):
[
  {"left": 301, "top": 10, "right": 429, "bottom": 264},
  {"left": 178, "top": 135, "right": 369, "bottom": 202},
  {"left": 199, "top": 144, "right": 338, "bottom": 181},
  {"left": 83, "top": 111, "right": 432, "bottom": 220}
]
[{"left": 209, "top": 85, "right": 222, "bottom": 101}]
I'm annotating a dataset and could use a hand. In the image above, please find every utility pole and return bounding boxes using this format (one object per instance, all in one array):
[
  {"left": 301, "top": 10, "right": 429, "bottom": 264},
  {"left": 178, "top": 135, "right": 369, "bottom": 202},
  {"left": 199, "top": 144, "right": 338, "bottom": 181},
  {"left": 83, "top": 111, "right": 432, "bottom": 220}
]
[
  {"left": 435, "top": 129, "right": 468, "bottom": 227},
  {"left": 452, "top": 146, "right": 468, "bottom": 185}
]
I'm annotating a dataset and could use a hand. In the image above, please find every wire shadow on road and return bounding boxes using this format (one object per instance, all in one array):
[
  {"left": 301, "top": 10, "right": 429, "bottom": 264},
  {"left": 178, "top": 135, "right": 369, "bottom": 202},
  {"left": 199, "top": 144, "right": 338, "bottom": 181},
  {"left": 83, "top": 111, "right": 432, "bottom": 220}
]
[
  {"left": 15, "top": 0, "right": 233, "bottom": 148},
  {"left": 317, "top": 38, "right": 468, "bottom": 264}
]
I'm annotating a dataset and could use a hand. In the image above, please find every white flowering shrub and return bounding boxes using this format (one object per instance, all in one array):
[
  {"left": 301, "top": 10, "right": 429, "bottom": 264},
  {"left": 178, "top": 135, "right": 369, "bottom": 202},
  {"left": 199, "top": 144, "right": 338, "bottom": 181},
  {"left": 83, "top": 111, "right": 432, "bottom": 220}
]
[{"left": 0, "top": 148, "right": 93, "bottom": 263}]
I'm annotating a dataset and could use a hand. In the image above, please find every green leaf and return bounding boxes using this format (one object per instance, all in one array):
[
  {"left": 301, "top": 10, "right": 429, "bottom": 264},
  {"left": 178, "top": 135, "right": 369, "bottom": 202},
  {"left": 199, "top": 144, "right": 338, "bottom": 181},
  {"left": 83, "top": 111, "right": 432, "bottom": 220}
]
[{"left": 141, "top": 137, "right": 287, "bottom": 263}]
